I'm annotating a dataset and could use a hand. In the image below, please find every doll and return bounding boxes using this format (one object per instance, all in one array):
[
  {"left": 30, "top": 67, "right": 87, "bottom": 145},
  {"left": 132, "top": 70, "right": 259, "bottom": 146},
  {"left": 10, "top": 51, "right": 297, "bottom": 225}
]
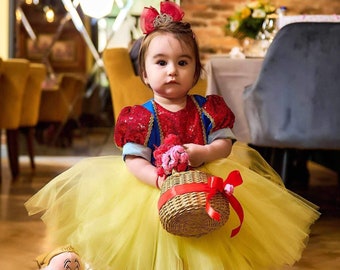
[{"left": 35, "top": 245, "right": 84, "bottom": 270}]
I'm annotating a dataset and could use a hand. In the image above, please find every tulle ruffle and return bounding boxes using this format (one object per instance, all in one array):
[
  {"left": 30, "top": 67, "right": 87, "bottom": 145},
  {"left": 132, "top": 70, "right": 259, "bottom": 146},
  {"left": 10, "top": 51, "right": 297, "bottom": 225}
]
[{"left": 25, "top": 143, "right": 320, "bottom": 270}]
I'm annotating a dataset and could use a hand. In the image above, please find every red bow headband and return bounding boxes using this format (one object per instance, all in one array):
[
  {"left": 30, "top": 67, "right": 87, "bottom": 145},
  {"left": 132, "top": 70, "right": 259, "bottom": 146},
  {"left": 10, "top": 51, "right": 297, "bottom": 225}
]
[{"left": 140, "top": 1, "right": 185, "bottom": 34}]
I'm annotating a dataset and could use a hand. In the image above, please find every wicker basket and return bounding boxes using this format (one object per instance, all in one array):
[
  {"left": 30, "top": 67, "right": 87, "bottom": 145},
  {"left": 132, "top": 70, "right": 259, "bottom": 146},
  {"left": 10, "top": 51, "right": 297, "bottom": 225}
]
[{"left": 158, "top": 170, "right": 230, "bottom": 237}]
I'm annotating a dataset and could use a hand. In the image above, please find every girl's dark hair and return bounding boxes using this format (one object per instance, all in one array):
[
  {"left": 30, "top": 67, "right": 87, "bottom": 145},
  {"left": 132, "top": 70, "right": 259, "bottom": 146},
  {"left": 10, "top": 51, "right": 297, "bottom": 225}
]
[{"left": 138, "top": 21, "right": 202, "bottom": 86}]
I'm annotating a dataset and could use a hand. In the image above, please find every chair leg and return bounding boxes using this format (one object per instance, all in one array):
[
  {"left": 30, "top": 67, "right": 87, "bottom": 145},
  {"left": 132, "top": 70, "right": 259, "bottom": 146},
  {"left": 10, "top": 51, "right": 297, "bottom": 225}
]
[
  {"left": 49, "top": 122, "right": 66, "bottom": 147},
  {"left": 6, "top": 129, "right": 20, "bottom": 180},
  {"left": 0, "top": 132, "right": 2, "bottom": 183},
  {"left": 280, "top": 149, "right": 289, "bottom": 183},
  {"left": 279, "top": 149, "right": 310, "bottom": 189},
  {"left": 268, "top": 148, "right": 290, "bottom": 184},
  {"left": 22, "top": 127, "right": 36, "bottom": 169}
]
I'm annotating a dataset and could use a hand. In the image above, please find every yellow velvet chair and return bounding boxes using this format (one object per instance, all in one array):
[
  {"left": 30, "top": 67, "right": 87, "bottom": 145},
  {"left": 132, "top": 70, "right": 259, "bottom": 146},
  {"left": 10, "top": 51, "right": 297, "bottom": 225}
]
[
  {"left": 0, "top": 58, "right": 30, "bottom": 181},
  {"left": 102, "top": 47, "right": 207, "bottom": 122},
  {"left": 18, "top": 63, "right": 47, "bottom": 169},
  {"left": 37, "top": 74, "right": 85, "bottom": 146}
]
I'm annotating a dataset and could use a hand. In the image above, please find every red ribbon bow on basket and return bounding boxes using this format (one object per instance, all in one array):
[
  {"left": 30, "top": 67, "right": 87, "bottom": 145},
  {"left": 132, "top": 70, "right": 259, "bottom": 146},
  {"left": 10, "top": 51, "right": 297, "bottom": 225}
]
[
  {"left": 206, "top": 171, "right": 244, "bottom": 237},
  {"left": 140, "top": 1, "right": 184, "bottom": 34},
  {"left": 158, "top": 170, "right": 244, "bottom": 237}
]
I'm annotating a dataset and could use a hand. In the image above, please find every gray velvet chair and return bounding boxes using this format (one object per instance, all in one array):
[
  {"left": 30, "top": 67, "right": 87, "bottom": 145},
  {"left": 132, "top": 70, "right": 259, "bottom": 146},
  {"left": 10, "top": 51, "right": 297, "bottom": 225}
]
[{"left": 243, "top": 22, "right": 340, "bottom": 185}]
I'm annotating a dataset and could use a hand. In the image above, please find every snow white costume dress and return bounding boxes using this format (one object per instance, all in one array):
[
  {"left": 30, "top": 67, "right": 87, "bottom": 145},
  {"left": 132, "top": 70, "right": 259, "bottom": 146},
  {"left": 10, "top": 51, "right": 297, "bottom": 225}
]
[{"left": 25, "top": 95, "right": 320, "bottom": 270}]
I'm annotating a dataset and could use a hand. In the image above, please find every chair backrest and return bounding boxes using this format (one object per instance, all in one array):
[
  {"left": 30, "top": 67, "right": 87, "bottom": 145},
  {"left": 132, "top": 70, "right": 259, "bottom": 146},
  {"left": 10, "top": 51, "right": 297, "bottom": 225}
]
[
  {"left": 0, "top": 58, "right": 30, "bottom": 129},
  {"left": 103, "top": 47, "right": 152, "bottom": 122},
  {"left": 39, "top": 74, "right": 82, "bottom": 123},
  {"left": 20, "top": 63, "right": 47, "bottom": 127},
  {"left": 243, "top": 22, "right": 340, "bottom": 149},
  {"left": 103, "top": 47, "right": 207, "bottom": 122},
  {"left": 71, "top": 77, "right": 85, "bottom": 119}
]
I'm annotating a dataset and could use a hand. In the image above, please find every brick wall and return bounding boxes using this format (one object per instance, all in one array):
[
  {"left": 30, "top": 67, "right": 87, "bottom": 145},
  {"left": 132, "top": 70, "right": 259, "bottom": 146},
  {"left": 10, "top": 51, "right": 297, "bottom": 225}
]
[{"left": 181, "top": 0, "right": 340, "bottom": 61}]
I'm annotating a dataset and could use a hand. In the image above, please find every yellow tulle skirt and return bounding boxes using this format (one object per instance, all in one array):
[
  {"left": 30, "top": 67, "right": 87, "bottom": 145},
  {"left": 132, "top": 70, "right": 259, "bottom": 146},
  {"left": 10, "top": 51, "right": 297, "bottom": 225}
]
[{"left": 25, "top": 143, "right": 320, "bottom": 270}]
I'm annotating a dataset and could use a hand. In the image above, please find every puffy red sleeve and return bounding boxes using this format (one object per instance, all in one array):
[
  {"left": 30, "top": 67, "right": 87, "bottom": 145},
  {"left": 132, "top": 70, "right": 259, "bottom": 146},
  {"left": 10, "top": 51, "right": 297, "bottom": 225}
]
[
  {"left": 114, "top": 105, "right": 153, "bottom": 148},
  {"left": 203, "top": 95, "right": 235, "bottom": 132}
]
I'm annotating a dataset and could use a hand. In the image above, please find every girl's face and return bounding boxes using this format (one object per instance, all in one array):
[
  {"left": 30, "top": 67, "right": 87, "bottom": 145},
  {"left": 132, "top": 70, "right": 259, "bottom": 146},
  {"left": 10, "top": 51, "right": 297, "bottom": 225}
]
[{"left": 142, "top": 33, "right": 196, "bottom": 103}]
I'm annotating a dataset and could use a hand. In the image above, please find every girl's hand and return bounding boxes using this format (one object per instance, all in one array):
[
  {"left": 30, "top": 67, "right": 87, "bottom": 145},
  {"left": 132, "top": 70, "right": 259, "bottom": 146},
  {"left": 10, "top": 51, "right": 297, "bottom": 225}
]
[
  {"left": 183, "top": 139, "right": 233, "bottom": 167},
  {"left": 157, "top": 175, "right": 167, "bottom": 189},
  {"left": 183, "top": 143, "right": 206, "bottom": 167}
]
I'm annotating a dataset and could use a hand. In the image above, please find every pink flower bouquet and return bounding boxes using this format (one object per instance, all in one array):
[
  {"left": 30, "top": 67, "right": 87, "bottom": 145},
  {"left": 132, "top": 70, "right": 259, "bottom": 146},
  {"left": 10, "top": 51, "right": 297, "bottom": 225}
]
[{"left": 153, "top": 134, "right": 189, "bottom": 177}]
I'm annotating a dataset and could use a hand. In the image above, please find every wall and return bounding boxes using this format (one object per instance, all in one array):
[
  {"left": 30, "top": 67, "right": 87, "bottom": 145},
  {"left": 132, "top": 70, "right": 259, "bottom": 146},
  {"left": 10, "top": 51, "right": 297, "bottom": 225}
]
[
  {"left": 181, "top": 0, "right": 340, "bottom": 61},
  {"left": 0, "top": 0, "right": 9, "bottom": 58},
  {"left": 16, "top": 2, "right": 87, "bottom": 75}
]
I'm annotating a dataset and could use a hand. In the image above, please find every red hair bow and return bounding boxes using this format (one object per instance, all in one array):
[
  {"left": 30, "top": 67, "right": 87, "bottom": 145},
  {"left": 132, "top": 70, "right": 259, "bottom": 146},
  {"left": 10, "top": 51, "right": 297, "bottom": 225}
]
[{"left": 140, "top": 1, "right": 184, "bottom": 34}]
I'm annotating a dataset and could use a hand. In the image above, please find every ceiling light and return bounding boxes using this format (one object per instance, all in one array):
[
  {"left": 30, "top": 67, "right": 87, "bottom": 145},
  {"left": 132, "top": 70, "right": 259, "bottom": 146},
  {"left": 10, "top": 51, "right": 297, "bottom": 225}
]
[{"left": 79, "top": 0, "right": 114, "bottom": 19}]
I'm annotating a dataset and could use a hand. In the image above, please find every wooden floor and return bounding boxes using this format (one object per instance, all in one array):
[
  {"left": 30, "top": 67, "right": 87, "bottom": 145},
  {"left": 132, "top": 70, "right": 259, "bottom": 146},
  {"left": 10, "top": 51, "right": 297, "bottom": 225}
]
[{"left": 1, "top": 128, "right": 339, "bottom": 269}]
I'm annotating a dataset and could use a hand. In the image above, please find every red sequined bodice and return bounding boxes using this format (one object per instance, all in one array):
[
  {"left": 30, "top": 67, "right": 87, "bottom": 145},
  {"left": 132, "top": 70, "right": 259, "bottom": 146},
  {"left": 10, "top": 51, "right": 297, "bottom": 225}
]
[
  {"left": 154, "top": 97, "right": 205, "bottom": 145},
  {"left": 114, "top": 95, "right": 234, "bottom": 149}
]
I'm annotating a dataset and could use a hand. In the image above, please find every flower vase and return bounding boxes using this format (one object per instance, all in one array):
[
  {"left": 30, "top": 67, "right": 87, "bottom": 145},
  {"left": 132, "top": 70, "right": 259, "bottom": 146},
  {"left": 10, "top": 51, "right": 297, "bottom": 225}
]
[{"left": 240, "top": 37, "right": 266, "bottom": 58}]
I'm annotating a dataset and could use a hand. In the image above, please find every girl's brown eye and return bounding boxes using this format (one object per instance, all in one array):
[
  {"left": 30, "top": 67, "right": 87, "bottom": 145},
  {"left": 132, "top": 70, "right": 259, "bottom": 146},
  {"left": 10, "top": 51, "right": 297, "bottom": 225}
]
[
  {"left": 157, "top": 60, "right": 167, "bottom": 66},
  {"left": 178, "top": 60, "right": 188, "bottom": 66}
]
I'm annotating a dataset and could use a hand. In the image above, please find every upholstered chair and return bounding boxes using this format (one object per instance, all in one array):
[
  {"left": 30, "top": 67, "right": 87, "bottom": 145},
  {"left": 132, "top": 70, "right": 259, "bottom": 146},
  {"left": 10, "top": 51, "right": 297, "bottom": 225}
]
[
  {"left": 0, "top": 58, "right": 30, "bottom": 181},
  {"left": 102, "top": 47, "right": 207, "bottom": 122},
  {"left": 37, "top": 74, "right": 85, "bottom": 146},
  {"left": 18, "top": 63, "right": 47, "bottom": 169},
  {"left": 243, "top": 22, "right": 340, "bottom": 185}
]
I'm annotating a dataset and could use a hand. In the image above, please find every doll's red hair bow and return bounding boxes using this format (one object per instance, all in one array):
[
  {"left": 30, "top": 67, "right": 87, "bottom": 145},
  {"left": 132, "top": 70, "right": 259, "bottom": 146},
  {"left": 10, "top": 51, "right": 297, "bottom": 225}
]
[{"left": 140, "top": 1, "right": 184, "bottom": 34}]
